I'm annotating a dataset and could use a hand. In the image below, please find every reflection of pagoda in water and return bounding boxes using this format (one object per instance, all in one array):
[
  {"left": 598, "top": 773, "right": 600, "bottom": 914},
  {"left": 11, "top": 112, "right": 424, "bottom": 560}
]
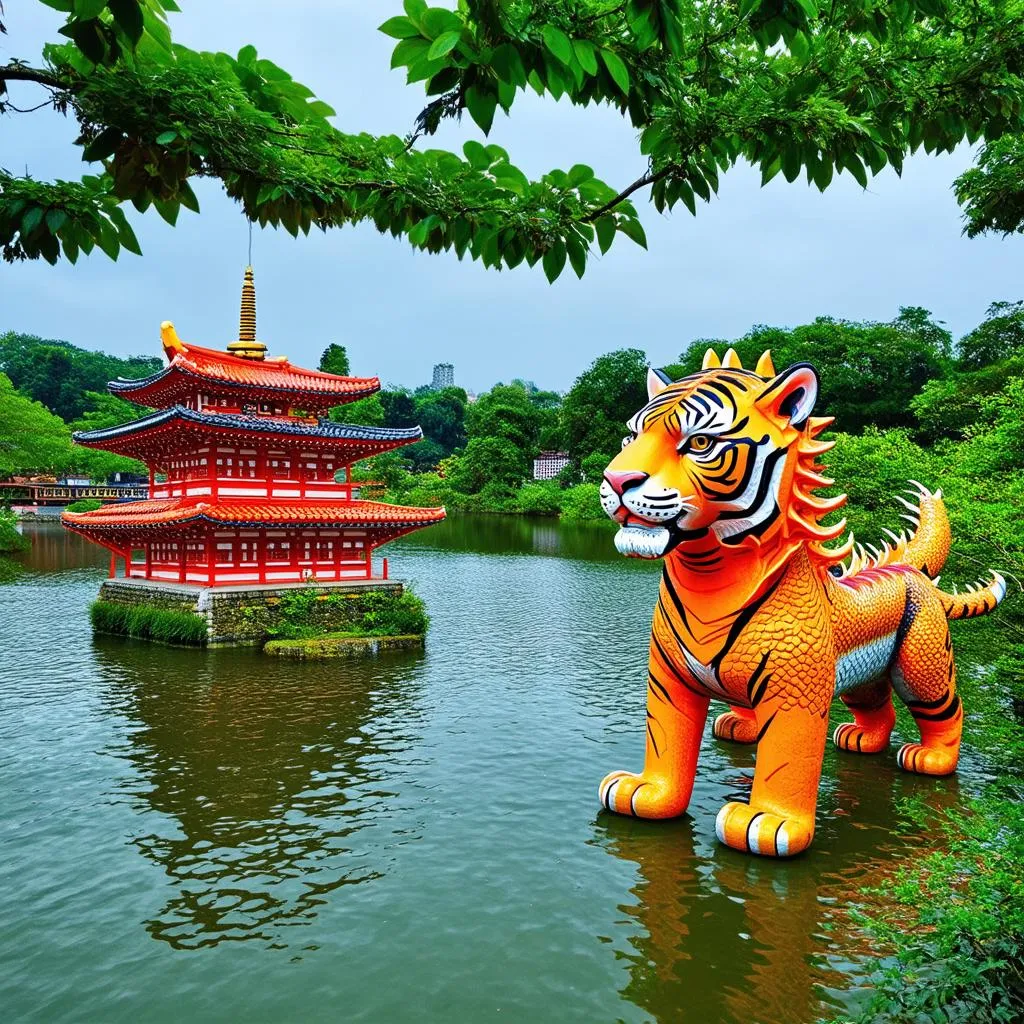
[
  {"left": 63, "top": 268, "right": 444, "bottom": 586},
  {"left": 93, "top": 640, "right": 425, "bottom": 949}
]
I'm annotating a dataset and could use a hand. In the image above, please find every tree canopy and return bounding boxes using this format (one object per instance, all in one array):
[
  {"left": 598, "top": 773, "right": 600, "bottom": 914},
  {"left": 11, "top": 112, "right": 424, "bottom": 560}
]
[{"left": 3, "top": 0, "right": 1024, "bottom": 273}]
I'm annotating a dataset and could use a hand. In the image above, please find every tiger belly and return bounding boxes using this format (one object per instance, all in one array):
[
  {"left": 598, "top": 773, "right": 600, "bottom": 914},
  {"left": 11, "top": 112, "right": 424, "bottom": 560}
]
[{"left": 834, "top": 632, "right": 899, "bottom": 696}]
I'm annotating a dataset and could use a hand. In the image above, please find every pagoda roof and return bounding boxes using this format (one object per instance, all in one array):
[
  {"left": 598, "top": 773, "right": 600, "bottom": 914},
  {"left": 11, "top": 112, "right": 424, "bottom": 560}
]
[
  {"left": 62, "top": 496, "right": 446, "bottom": 533},
  {"left": 109, "top": 325, "right": 379, "bottom": 410},
  {"left": 72, "top": 406, "right": 422, "bottom": 462}
]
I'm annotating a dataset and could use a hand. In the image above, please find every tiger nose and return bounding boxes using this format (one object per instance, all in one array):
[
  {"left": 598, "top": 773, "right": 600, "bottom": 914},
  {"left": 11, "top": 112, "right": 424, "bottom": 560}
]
[{"left": 603, "top": 470, "right": 649, "bottom": 496}]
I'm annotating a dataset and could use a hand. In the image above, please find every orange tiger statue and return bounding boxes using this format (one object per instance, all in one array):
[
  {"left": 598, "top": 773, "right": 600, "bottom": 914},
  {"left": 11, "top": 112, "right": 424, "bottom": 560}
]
[{"left": 598, "top": 348, "right": 1006, "bottom": 857}]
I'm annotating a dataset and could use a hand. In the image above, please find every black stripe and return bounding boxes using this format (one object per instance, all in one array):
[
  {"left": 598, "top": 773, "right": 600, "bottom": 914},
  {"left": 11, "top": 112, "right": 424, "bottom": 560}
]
[
  {"left": 911, "top": 694, "right": 961, "bottom": 722},
  {"left": 710, "top": 570, "right": 785, "bottom": 672},
  {"left": 745, "top": 650, "right": 771, "bottom": 703},
  {"left": 755, "top": 711, "right": 778, "bottom": 743},
  {"left": 646, "top": 716, "right": 661, "bottom": 757}
]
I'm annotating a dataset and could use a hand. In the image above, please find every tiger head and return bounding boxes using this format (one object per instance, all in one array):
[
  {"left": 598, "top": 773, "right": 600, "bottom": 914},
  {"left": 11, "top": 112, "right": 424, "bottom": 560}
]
[{"left": 600, "top": 349, "right": 847, "bottom": 561}]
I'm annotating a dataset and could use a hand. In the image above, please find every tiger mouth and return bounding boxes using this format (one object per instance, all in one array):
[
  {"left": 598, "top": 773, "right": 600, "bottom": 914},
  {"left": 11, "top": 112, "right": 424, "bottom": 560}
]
[{"left": 614, "top": 523, "right": 673, "bottom": 559}]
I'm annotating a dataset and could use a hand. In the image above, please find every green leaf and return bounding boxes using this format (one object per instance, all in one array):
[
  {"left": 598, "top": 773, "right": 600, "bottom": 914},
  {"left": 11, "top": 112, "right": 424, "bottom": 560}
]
[
  {"left": 595, "top": 216, "right": 616, "bottom": 254},
  {"left": 789, "top": 29, "right": 810, "bottom": 62},
  {"left": 237, "top": 44, "right": 257, "bottom": 65},
  {"left": 572, "top": 39, "right": 598, "bottom": 75},
  {"left": 491, "top": 43, "right": 527, "bottom": 86},
  {"left": 617, "top": 218, "right": 648, "bottom": 249},
  {"left": 541, "top": 25, "right": 573, "bottom": 66},
  {"left": 403, "top": 0, "right": 427, "bottom": 27},
  {"left": 463, "top": 139, "right": 490, "bottom": 170},
  {"left": 96, "top": 218, "right": 121, "bottom": 260},
  {"left": 74, "top": 0, "right": 107, "bottom": 18},
  {"left": 464, "top": 85, "right": 497, "bottom": 134},
  {"left": 21, "top": 207, "right": 44, "bottom": 235},
  {"left": 110, "top": 208, "right": 142, "bottom": 254},
  {"left": 420, "top": 8, "right": 461, "bottom": 39},
  {"left": 567, "top": 164, "right": 594, "bottom": 188},
  {"left": 793, "top": 0, "right": 819, "bottom": 16},
  {"left": 391, "top": 37, "right": 430, "bottom": 69},
  {"left": 178, "top": 179, "right": 200, "bottom": 213},
  {"left": 542, "top": 241, "right": 567, "bottom": 282},
  {"left": 600, "top": 49, "right": 630, "bottom": 95},
  {"left": 45, "top": 209, "right": 68, "bottom": 234},
  {"left": 153, "top": 197, "right": 179, "bottom": 226},
  {"left": 739, "top": 0, "right": 763, "bottom": 16},
  {"left": 109, "top": 0, "right": 144, "bottom": 45},
  {"left": 566, "top": 235, "right": 587, "bottom": 279},
  {"left": 379, "top": 16, "right": 419, "bottom": 39},
  {"left": 82, "top": 126, "right": 123, "bottom": 163},
  {"left": 154, "top": 129, "right": 178, "bottom": 145},
  {"left": 427, "top": 30, "right": 462, "bottom": 60}
]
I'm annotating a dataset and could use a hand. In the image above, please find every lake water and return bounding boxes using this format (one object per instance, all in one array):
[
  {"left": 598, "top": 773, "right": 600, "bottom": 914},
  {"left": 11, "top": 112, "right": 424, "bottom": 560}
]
[{"left": 0, "top": 519, "right": 994, "bottom": 1023}]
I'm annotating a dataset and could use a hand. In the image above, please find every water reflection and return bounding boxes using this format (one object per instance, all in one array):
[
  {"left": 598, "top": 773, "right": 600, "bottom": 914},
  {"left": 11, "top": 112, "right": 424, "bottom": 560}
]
[
  {"left": 93, "top": 639, "right": 425, "bottom": 949},
  {"left": 397, "top": 512, "right": 651, "bottom": 566},
  {"left": 599, "top": 747, "right": 965, "bottom": 1024}
]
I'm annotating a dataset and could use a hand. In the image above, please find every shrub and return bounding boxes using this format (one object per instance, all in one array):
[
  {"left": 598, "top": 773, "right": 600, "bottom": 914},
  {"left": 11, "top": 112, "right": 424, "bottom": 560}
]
[
  {"left": 65, "top": 498, "right": 103, "bottom": 513},
  {"left": 0, "top": 509, "right": 28, "bottom": 553},
  {"left": 358, "top": 588, "right": 428, "bottom": 636},
  {"left": 268, "top": 584, "right": 428, "bottom": 640},
  {"left": 90, "top": 600, "right": 208, "bottom": 645},
  {"left": 559, "top": 483, "right": 605, "bottom": 521},
  {"left": 513, "top": 481, "right": 562, "bottom": 517}
]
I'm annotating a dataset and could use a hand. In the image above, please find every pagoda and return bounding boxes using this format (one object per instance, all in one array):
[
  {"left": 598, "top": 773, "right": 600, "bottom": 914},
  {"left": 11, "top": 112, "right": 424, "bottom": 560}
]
[{"left": 62, "top": 268, "right": 445, "bottom": 587}]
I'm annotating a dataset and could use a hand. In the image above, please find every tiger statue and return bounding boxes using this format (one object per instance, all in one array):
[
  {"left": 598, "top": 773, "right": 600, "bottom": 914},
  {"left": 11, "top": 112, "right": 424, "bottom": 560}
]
[{"left": 598, "top": 348, "right": 1006, "bottom": 857}]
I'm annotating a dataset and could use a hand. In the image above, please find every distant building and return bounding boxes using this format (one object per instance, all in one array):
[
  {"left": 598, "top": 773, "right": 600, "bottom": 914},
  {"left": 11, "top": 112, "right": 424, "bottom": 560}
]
[
  {"left": 533, "top": 451, "right": 571, "bottom": 481},
  {"left": 431, "top": 363, "right": 455, "bottom": 389}
]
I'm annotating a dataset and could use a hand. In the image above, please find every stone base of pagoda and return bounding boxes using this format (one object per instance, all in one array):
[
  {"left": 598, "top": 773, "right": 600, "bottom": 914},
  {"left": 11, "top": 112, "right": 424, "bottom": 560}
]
[{"left": 97, "top": 577, "right": 405, "bottom": 647}]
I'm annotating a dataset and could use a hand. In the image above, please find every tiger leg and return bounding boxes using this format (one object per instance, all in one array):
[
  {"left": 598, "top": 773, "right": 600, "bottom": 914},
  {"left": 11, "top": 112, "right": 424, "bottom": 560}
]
[
  {"left": 712, "top": 705, "right": 758, "bottom": 744},
  {"left": 600, "top": 648, "right": 710, "bottom": 819},
  {"left": 892, "top": 602, "right": 961, "bottom": 776},
  {"left": 832, "top": 677, "right": 896, "bottom": 754},
  {"left": 716, "top": 698, "right": 828, "bottom": 858}
]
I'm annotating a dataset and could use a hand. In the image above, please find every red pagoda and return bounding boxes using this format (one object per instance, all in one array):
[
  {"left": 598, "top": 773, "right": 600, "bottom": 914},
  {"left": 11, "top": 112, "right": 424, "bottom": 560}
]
[{"left": 62, "top": 268, "right": 445, "bottom": 586}]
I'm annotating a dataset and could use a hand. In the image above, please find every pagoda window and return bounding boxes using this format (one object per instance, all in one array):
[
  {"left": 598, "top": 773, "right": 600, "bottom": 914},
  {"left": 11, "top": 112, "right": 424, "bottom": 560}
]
[
  {"left": 185, "top": 541, "right": 206, "bottom": 565},
  {"left": 315, "top": 538, "right": 335, "bottom": 561},
  {"left": 266, "top": 538, "right": 290, "bottom": 562},
  {"left": 239, "top": 538, "right": 258, "bottom": 563}
]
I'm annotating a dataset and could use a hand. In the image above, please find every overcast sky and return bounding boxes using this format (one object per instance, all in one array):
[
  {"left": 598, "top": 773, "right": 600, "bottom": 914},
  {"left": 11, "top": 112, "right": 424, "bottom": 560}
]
[{"left": 2, "top": 2, "right": 1021, "bottom": 393}]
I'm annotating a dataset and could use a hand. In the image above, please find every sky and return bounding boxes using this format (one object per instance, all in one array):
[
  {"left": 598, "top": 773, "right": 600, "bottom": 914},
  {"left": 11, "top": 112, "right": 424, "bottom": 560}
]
[{"left": 2, "top": 2, "right": 1021, "bottom": 395}]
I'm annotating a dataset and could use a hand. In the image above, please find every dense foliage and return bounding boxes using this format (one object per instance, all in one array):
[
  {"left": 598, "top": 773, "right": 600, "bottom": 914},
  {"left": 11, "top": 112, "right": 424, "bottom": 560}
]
[
  {"left": 0, "top": 331, "right": 159, "bottom": 421},
  {"left": 3, "top": 0, "right": 1024, "bottom": 272},
  {"left": 267, "top": 584, "right": 428, "bottom": 641}
]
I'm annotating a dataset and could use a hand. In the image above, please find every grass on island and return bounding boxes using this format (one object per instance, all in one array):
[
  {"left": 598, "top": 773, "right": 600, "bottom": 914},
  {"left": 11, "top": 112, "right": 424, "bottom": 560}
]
[{"left": 90, "top": 600, "right": 208, "bottom": 646}]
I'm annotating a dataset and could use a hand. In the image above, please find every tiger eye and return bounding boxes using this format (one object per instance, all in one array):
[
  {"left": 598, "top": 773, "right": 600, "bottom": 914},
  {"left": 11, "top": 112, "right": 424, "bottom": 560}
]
[{"left": 690, "top": 435, "right": 711, "bottom": 452}]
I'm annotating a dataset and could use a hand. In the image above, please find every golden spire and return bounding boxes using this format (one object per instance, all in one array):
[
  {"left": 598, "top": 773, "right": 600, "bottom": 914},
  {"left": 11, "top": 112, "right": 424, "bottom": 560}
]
[{"left": 226, "top": 266, "right": 267, "bottom": 360}]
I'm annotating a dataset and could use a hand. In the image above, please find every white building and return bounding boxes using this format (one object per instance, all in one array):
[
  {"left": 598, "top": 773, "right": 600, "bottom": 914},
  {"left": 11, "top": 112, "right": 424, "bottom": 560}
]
[{"left": 533, "top": 451, "right": 570, "bottom": 480}]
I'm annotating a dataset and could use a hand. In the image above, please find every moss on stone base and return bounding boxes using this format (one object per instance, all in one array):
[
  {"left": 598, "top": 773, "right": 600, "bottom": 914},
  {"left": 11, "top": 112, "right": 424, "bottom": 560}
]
[{"left": 263, "top": 633, "right": 424, "bottom": 659}]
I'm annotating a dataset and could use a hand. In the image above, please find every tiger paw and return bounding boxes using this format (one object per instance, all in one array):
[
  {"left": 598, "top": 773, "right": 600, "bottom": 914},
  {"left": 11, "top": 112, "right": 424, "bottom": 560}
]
[
  {"left": 598, "top": 771, "right": 688, "bottom": 819},
  {"left": 832, "top": 721, "right": 891, "bottom": 754},
  {"left": 712, "top": 711, "right": 758, "bottom": 744},
  {"left": 896, "top": 743, "right": 958, "bottom": 776},
  {"left": 714, "top": 801, "right": 814, "bottom": 857}
]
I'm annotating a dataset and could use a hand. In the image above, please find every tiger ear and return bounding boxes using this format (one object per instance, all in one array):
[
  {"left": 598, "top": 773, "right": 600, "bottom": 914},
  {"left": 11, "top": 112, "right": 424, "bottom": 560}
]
[
  {"left": 647, "top": 367, "right": 672, "bottom": 400},
  {"left": 755, "top": 363, "right": 819, "bottom": 428}
]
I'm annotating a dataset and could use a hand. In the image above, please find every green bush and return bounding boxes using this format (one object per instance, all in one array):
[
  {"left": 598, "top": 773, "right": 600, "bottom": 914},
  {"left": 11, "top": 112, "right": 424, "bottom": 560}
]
[
  {"left": 359, "top": 588, "right": 428, "bottom": 636},
  {"left": 0, "top": 509, "right": 28, "bottom": 553},
  {"left": 90, "top": 600, "right": 208, "bottom": 645},
  {"left": 268, "top": 585, "right": 428, "bottom": 640},
  {"left": 849, "top": 790, "right": 1024, "bottom": 1023},
  {"left": 513, "top": 481, "right": 562, "bottom": 517},
  {"left": 559, "top": 483, "right": 605, "bottom": 521},
  {"left": 65, "top": 498, "right": 103, "bottom": 513}
]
